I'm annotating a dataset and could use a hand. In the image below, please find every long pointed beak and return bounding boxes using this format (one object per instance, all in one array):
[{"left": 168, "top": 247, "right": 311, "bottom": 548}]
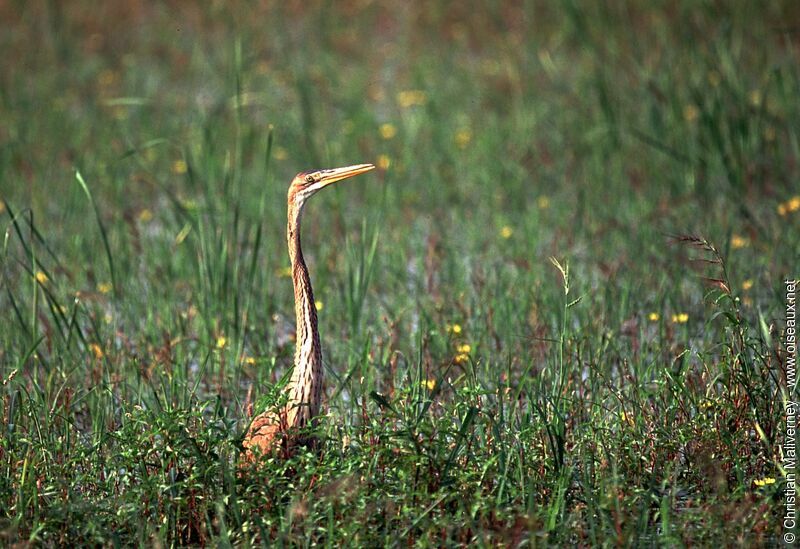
[{"left": 318, "top": 163, "right": 375, "bottom": 187}]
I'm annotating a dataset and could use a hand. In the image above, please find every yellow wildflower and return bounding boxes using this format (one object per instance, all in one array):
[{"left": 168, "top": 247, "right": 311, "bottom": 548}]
[
  {"left": 648, "top": 312, "right": 660, "bottom": 322},
  {"left": 742, "top": 279, "right": 754, "bottom": 291},
  {"left": 754, "top": 477, "right": 775, "bottom": 487},
  {"left": 377, "top": 154, "right": 391, "bottom": 170},
  {"left": 396, "top": 90, "right": 427, "bottom": 108},
  {"left": 620, "top": 411, "right": 633, "bottom": 425},
  {"left": 274, "top": 147, "right": 288, "bottom": 161},
  {"left": 97, "top": 282, "right": 113, "bottom": 294},
  {"left": 454, "top": 129, "right": 472, "bottom": 149},
  {"left": 172, "top": 160, "right": 188, "bottom": 174},
  {"left": 671, "top": 313, "right": 689, "bottom": 324},
  {"left": 446, "top": 323, "right": 462, "bottom": 335},
  {"left": 731, "top": 234, "right": 748, "bottom": 249},
  {"left": 244, "top": 356, "right": 256, "bottom": 366},
  {"left": 454, "top": 354, "right": 469, "bottom": 364},
  {"left": 35, "top": 271, "right": 48, "bottom": 284},
  {"left": 379, "top": 123, "right": 397, "bottom": 140},
  {"left": 537, "top": 195, "right": 551, "bottom": 209},
  {"left": 683, "top": 104, "right": 699, "bottom": 122},
  {"left": 456, "top": 343, "right": 471, "bottom": 354},
  {"left": 500, "top": 226, "right": 513, "bottom": 239},
  {"left": 89, "top": 343, "right": 104, "bottom": 359},
  {"left": 138, "top": 209, "right": 153, "bottom": 222},
  {"left": 778, "top": 196, "right": 800, "bottom": 216},
  {"left": 315, "top": 300, "right": 324, "bottom": 312},
  {"left": 216, "top": 336, "right": 227, "bottom": 349},
  {"left": 423, "top": 379, "right": 436, "bottom": 390}
]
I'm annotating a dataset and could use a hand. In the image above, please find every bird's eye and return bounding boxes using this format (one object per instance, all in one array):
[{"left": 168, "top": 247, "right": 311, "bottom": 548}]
[{"left": 305, "top": 175, "right": 315, "bottom": 184}]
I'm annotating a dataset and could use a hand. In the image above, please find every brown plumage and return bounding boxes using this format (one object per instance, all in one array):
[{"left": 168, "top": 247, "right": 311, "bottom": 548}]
[{"left": 243, "top": 163, "right": 375, "bottom": 459}]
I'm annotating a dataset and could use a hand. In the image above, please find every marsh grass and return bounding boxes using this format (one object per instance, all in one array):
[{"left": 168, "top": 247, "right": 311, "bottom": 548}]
[{"left": 0, "top": 2, "right": 797, "bottom": 545}]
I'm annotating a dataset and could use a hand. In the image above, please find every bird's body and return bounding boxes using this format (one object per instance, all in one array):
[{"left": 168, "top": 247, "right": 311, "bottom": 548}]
[{"left": 243, "top": 163, "right": 375, "bottom": 459}]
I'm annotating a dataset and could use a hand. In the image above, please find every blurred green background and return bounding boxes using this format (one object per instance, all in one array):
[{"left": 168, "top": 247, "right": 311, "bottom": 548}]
[{"left": 0, "top": 1, "right": 798, "bottom": 545}]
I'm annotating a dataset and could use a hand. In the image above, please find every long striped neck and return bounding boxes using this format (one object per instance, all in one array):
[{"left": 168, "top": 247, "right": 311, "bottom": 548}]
[{"left": 285, "top": 200, "right": 323, "bottom": 429}]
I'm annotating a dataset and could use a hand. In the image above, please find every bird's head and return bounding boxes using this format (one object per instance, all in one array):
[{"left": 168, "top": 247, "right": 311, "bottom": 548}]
[{"left": 288, "top": 163, "right": 375, "bottom": 208}]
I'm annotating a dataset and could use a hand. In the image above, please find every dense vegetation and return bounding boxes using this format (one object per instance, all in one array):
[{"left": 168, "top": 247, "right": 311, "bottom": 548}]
[{"left": 1, "top": 2, "right": 797, "bottom": 545}]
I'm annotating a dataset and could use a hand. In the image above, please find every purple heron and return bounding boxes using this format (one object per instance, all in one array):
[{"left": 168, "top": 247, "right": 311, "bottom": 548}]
[{"left": 243, "top": 163, "right": 375, "bottom": 458}]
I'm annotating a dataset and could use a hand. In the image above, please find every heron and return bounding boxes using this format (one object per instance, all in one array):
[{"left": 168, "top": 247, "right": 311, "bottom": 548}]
[{"left": 243, "top": 163, "right": 376, "bottom": 458}]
